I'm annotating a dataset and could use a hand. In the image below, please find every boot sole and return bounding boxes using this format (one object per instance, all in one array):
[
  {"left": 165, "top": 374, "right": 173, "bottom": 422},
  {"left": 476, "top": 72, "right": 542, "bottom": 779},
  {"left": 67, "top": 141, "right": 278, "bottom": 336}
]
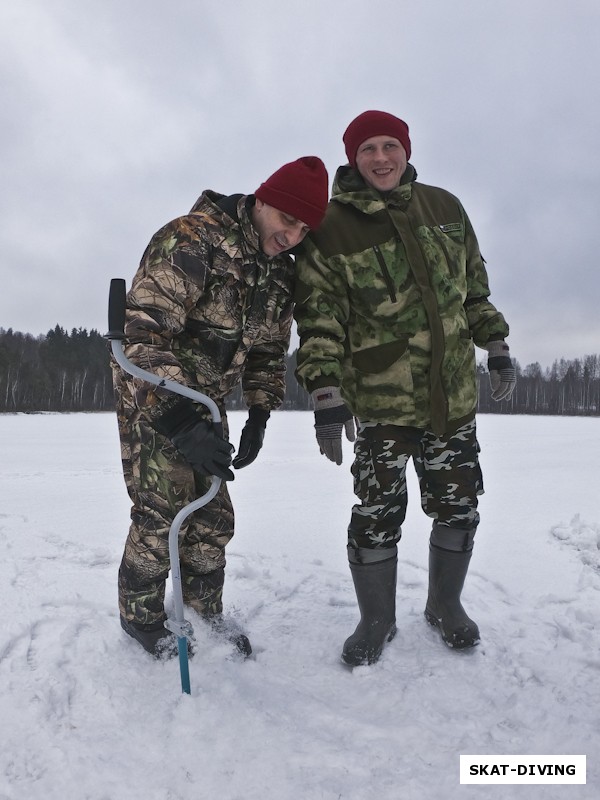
[{"left": 424, "top": 610, "right": 480, "bottom": 650}]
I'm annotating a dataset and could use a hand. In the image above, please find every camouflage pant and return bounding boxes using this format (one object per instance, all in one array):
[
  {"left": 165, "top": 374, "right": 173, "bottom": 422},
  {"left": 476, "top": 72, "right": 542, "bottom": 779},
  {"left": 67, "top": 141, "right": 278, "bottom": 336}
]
[
  {"left": 116, "top": 404, "right": 234, "bottom": 627},
  {"left": 348, "top": 418, "right": 483, "bottom": 551}
]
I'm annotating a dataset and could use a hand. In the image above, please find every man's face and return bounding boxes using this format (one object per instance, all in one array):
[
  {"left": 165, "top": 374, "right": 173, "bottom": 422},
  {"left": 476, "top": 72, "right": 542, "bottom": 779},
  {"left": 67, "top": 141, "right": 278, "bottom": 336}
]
[
  {"left": 252, "top": 199, "right": 311, "bottom": 257},
  {"left": 355, "top": 135, "right": 407, "bottom": 193}
]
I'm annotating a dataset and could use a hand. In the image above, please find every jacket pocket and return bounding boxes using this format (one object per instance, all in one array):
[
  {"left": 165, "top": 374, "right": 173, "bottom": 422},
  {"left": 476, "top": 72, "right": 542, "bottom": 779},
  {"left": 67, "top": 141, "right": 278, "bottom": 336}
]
[
  {"left": 351, "top": 338, "right": 409, "bottom": 374},
  {"left": 432, "top": 226, "right": 466, "bottom": 268}
]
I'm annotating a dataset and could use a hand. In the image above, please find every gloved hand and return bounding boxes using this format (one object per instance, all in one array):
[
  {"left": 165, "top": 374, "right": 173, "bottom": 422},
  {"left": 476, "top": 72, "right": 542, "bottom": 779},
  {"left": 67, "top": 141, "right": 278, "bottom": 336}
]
[
  {"left": 233, "top": 407, "right": 270, "bottom": 469},
  {"left": 154, "top": 399, "right": 234, "bottom": 481},
  {"left": 486, "top": 340, "right": 517, "bottom": 401},
  {"left": 311, "top": 386, "right": 356, "bottom": 465}
]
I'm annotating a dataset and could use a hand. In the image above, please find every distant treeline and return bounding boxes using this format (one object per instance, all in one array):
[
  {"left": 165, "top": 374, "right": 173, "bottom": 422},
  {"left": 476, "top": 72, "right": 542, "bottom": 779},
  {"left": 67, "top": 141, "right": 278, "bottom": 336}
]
[
  {"left": 1, "top": 326, "right": 599, "bottom": 416},
  {"left": 0, "top": 326, "right": 113, "bottom": 412},
  {"left": 477, "top": 355, "right": 600, "bottom": 415}
]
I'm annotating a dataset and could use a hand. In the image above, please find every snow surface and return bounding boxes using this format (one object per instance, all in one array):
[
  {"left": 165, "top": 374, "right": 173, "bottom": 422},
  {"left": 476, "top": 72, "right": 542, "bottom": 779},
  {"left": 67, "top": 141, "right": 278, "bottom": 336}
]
[{"left": 1, "top": 411, "right": 599, "bottom": 800}]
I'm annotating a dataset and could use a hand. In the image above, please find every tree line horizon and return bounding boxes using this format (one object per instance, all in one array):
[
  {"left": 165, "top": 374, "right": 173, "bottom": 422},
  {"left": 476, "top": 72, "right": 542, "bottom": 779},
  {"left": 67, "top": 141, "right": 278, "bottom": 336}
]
[{"left": 1, "top": 325, "right": 599, "bottom": 417}]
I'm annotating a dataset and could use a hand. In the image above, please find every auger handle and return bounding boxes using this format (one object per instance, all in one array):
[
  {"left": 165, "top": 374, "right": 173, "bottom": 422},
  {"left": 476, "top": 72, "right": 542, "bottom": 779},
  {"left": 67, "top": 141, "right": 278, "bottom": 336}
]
[{"left": 107, "top": 278, "right": 127, "bottom": 340}]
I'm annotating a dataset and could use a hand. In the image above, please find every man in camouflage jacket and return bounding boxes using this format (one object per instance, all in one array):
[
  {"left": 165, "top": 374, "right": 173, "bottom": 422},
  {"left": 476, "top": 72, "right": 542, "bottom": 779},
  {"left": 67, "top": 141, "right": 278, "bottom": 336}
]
[
  {"left": 294, "top": 111, "right": 516, "bottom": 665},
  {"left": 115, "top": 156, "right": 328, "bottom": 658}
]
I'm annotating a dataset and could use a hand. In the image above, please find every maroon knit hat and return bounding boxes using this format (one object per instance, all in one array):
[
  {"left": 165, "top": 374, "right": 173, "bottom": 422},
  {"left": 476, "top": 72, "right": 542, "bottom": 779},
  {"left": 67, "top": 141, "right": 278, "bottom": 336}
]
[
  {"left": 343, "top": 111, "right": 411, "bottom": 168},
  {"left": 255, "top": 156, "right": 329, "bottom": 230}
]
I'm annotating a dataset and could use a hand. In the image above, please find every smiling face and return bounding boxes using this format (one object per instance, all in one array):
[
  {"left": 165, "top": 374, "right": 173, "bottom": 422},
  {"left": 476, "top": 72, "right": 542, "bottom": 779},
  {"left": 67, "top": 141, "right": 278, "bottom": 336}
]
[
  {"left": 251, "top": 199, "right": 311, "bottom": 257},
  {"left": 354, "top": 135, "right": 407, "bottom": 193}
]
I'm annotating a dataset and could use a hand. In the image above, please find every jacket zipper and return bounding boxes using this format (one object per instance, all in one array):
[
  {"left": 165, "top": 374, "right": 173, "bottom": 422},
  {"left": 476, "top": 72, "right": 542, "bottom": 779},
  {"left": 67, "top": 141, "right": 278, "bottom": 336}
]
[{"left": 372, "top": 245, "right": 397, "bottom": 303}]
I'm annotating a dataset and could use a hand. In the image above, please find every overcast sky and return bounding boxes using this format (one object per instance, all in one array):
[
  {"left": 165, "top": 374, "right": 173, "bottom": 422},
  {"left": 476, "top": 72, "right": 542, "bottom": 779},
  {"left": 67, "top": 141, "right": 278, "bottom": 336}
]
[{"left": 2, "top": 0, "right": 599, "bottom": 370}]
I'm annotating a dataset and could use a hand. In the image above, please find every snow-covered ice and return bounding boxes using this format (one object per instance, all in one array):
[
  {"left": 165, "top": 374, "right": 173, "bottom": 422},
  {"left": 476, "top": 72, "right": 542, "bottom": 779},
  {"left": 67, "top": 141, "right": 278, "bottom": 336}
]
[{"left": 0, "top": 411, "right": 598, "bottom": 799}]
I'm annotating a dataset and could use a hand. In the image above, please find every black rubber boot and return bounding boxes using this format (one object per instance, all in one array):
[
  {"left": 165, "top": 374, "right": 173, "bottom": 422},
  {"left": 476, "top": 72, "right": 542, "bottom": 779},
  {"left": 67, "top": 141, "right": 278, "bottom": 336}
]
[
  {"left": 424, "top": 546, "right": 480, "bottom": 649},
  {"left": 120, "top": 616, "right": 186, "bottom": 660},
  {"left": 183, "top": 568, "right": 252, "bottom": 657},
  {"left": 209, "top": 615, "right": 252, "bottom": 658},
  {"left": 342, "top": 556, "right": 397, "bottom": 666}
]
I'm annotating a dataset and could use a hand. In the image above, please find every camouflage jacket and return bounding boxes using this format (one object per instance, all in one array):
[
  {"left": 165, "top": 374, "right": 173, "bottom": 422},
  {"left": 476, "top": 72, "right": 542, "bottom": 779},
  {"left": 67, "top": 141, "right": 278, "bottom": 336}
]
[
  {"left": 116, "top": 192, "right": 294, "bottom": 421},
  {"left": 294, "top": 165, "right": 509, "bottom": 435}
]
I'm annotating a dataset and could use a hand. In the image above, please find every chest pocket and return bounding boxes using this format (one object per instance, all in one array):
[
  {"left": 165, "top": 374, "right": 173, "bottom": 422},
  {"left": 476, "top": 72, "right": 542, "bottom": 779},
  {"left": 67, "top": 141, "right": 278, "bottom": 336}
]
[{"left": 429, "top": 224, "right": 467, "bottom": 289}]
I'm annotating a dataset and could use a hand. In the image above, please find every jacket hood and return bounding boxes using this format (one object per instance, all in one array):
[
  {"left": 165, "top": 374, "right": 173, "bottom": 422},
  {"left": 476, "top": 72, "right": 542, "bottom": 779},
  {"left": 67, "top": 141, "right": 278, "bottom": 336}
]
[
  {"left": 190, "top": 189, "right": 227, "bottom": 215},
  {"left": 189, "top": 191, "right": 262, "bottom": 253}
]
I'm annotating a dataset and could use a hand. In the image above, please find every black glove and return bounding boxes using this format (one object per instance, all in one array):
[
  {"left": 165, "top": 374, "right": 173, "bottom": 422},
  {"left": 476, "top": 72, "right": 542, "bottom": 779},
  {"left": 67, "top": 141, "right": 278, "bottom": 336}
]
[
  {"left": 486, "top": 340, "right": 517, "bottom": 402},
  {"left": 154, "top": 399, "right": 234, "bottom": 481},
  {"left": 311, "top": 386, "right": 356, "bottom": 465},
  {"left": 233, "top": 407, "right": 270, "bottom": 469}
]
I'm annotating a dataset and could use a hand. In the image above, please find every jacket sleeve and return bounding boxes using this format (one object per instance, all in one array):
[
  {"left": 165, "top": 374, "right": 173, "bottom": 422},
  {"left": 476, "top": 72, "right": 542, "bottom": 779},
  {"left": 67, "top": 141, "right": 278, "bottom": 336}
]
[
  {"left": 293, "top": 239, "right": 350, "bottom": 393},
  {"left": 121, "top": 219, "right": 210, "bottom": 420},
  {"left": 462, "top": 208, "right": 510, "bottom": 347}
]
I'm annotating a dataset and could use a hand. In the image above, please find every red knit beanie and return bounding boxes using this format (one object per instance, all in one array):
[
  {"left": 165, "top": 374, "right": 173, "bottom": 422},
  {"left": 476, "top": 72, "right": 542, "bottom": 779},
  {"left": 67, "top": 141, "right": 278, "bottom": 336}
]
[
  {"left": 255, "top": 156, "right": 329, "bottom": 230},
  {"left": 343, "top": 111, "right": 411, "bottom": 169}
]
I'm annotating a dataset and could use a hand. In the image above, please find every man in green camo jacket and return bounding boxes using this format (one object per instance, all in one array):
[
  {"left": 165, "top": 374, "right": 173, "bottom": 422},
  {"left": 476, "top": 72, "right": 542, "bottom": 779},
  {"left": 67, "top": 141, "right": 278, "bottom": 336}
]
[
  {"left": 114, "top": 156, "right": 328, "bottom": 659},
  {"left": 294, "top": 111, "right": 516, "bottom": 665}
]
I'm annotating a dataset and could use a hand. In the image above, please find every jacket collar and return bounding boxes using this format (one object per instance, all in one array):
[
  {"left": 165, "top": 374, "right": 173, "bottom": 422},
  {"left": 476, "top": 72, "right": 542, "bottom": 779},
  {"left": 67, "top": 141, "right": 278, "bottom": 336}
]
[{"left": 331, "top": 164, "right": 417, "bottom": 213}]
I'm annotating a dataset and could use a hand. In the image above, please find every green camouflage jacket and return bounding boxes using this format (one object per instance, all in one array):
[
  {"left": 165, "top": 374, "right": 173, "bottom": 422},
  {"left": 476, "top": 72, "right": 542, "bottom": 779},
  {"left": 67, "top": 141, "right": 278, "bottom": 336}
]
[
  {"left": 115, "top": 192, "right": 294, "bottom": 421},
  {"left": 294, "top": 165, "right": 509, "bottom": 435}
]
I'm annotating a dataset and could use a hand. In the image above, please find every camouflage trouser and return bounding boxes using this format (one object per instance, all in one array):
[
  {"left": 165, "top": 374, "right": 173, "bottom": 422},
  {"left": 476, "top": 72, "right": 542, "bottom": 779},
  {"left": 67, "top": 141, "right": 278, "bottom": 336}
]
[
  {"left": 116, "top": 404, "right": 234, "bottom": 627},
  {"left": 348, "top": 417, "right": 483, "bottom": 551}
]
